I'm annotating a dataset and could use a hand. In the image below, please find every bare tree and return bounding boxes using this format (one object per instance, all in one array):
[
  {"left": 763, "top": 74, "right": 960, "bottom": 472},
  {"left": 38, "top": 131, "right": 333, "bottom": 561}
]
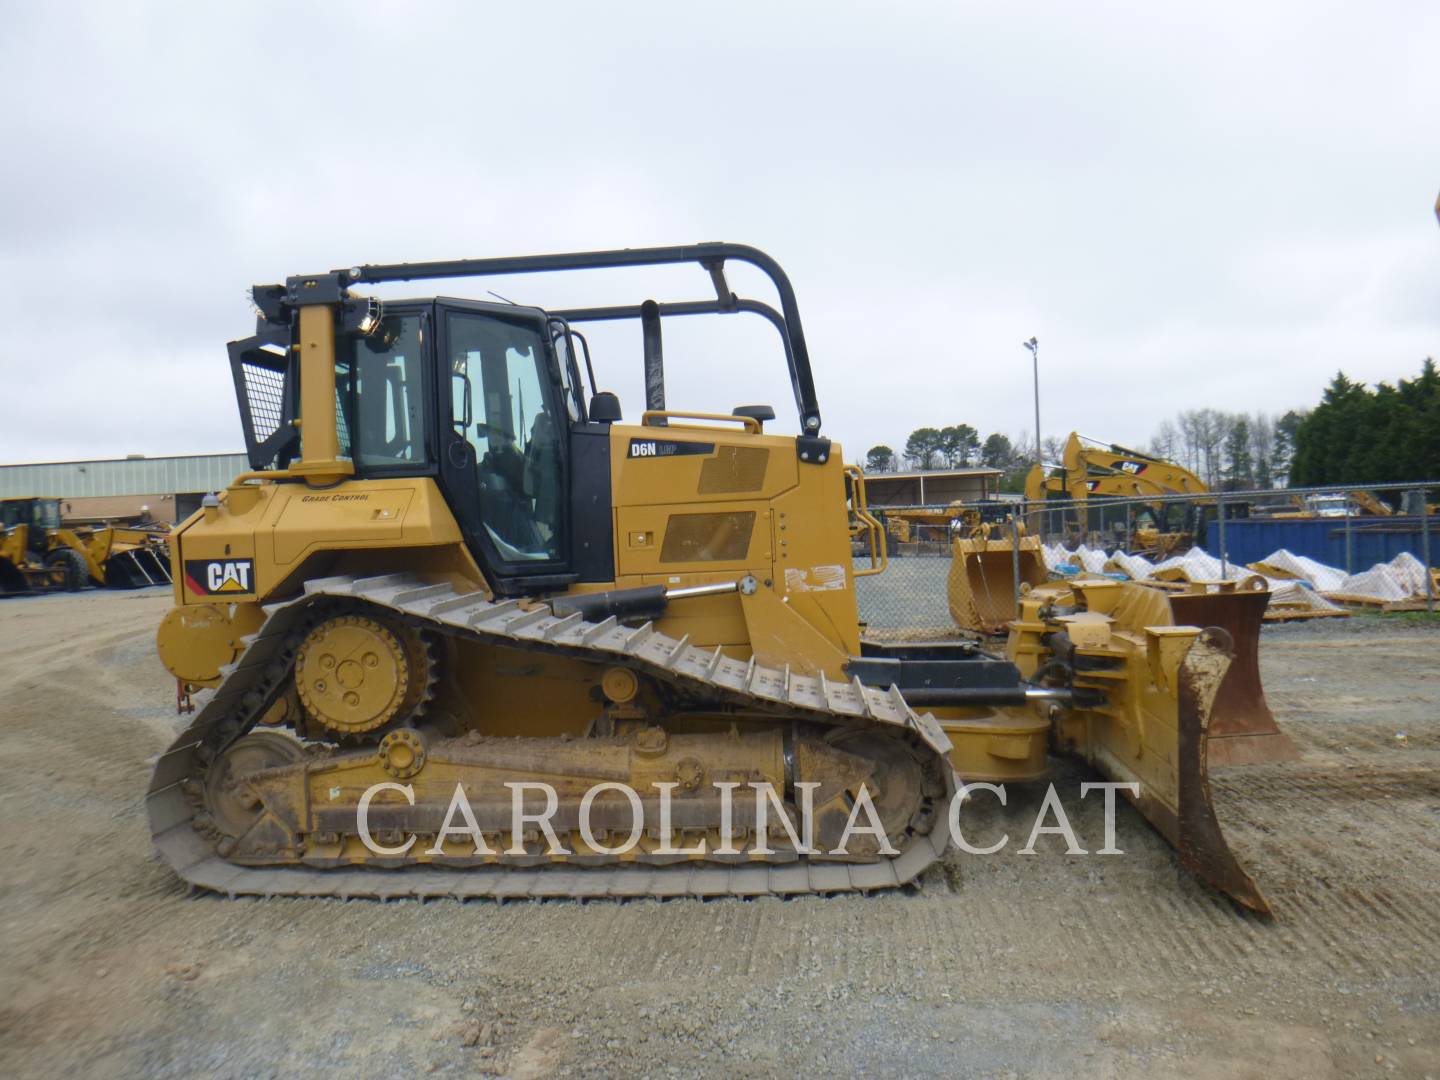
[
  {"left": 1187, "top": 409, "right": 1231, "bottom": 487},
  {"left": 1151, "top": 409, "right": 1293, "bottom": 489},
  {"left": 1011, "top": 430, "right": 1036, "bottom": 466},
  {"left": 1175, "top": 410, "right": 1203, "bottom": 475},
  {"left": 1149, "top": 420, "right": 1180, "bottom": 462}
]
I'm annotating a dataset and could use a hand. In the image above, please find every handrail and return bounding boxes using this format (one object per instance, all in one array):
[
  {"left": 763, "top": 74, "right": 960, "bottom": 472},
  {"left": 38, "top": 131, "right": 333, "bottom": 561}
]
[
  {"left": 844, "top": 465, "right": 888, "bottom": 577},
  {"left": 640, "top": 411, "right": 760, "bottom": 434}
]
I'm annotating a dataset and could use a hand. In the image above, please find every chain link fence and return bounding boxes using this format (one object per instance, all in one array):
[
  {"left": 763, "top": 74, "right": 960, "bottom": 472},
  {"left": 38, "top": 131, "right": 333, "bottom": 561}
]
[
  {"left": 853, "top": 554, "right": 958, "bottom": 640},
  {"left": 852, "top": 481, "right": 1438, "bottom": 635}
]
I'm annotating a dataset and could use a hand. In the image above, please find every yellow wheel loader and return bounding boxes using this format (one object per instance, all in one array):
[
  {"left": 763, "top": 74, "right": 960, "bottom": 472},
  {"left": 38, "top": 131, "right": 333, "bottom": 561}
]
[
  {"left": 149, "top": 244, "right": 1281, "bottom": 911},
  {"left": 0, "top": 498, "right": 88, "bottom": 594},
  {"left": 0, "top": 497, "right": 172, "bottom": 593}
]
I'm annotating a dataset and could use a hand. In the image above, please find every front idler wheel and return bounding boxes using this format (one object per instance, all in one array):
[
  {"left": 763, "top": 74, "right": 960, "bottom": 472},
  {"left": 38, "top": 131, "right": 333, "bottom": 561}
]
[{"left": 202, "top": 731, "right": 305, "bottom": 839}]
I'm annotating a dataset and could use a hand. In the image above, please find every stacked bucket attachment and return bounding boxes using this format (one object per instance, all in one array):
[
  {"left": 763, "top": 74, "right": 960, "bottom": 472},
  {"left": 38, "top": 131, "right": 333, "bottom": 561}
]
[
  {"left": 101, "top": 541, "right": 173, "bottom": 588},
  {"left": 946, "top": 531, "right": 1048, "bottom": 634},
  {"left": 1168, "top": 578, "right": 1297, "bottom": 768}
]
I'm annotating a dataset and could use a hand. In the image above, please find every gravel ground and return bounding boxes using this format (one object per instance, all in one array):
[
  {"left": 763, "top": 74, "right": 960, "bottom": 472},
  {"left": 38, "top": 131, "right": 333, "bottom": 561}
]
[{"left": 1, "top": 589, "right": 1438, "bottom": 1079}]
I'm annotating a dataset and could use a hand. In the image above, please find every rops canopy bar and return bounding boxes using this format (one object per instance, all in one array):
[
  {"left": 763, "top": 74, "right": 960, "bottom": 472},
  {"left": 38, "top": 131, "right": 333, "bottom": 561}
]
[{"left": 335, "top": 243, "right": 822, "bottom": 433}]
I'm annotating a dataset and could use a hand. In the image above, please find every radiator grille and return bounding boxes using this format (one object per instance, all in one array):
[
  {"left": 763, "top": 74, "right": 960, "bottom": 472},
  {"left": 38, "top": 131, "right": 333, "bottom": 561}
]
[
  {"left": 697, "top": 446, "right": 769, "bottom": 495},
  {"left": 660, "top": 511, "right": 756, "bottom": 563}
]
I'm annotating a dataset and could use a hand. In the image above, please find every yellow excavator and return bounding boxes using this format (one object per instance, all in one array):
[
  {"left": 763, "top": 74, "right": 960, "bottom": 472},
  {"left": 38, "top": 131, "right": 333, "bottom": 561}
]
[
  {"left": 148, "top": 244, "right": 1282, "bottom": 910},
  {"left": 1026, "top": 433, "right": 1209, "bottom": 553},
  {"left": 948, "top": 430, "right": 1208, "bottom": 636},
  {"left": 0, "top": 497, "right": 172, "bottom": 594}
]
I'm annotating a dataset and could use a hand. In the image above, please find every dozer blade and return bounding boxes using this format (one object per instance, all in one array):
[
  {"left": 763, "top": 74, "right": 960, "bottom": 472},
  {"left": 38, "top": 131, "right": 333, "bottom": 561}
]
[
  {"left": 946, "top": 536, "right": 1048, "bottom": 634},
  {"left": 1169, "top": 584, "right": 1299, "bottom": 769},
  {"left": 1173, "top": 628, "right": 1270, "bottom": 913},
  {"left": 1069, "top": 625, "right": 1271, "bottom": 914}
]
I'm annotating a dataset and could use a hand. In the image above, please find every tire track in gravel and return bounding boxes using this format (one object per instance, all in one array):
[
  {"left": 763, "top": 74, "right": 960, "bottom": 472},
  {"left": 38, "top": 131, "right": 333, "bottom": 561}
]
[{"left": 2, "top": 594, "right": 1438, "bottom": 1079}]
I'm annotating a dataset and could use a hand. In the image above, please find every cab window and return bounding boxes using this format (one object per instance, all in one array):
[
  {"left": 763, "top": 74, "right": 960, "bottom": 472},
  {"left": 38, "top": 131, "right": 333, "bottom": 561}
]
[
  {"left": 447, "top": 311, "right": 563, "bottom": 562},
  {"left": 343, "top": 314, "right": 426, "bottom": 469}
]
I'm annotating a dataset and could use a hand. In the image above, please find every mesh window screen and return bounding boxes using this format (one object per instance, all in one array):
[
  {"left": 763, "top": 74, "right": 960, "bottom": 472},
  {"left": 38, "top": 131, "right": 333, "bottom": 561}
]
[{"left": 241, "top": 361, "right": 286, "bottom": 443}]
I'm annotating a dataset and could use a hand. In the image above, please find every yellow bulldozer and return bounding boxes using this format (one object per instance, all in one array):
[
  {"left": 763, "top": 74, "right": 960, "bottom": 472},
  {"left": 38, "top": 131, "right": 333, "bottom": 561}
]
[
  {"left": 147, "top": 244, "right": 1284, "bottom": 911},
  {"left": 0, "top": 497, "right": 172, "bottom": 594}
]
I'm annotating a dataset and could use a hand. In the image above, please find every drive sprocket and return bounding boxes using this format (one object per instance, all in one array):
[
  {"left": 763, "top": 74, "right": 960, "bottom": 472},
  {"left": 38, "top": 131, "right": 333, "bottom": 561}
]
[{"left": 294, "top": 613, "right": 435, "bottom": 737}]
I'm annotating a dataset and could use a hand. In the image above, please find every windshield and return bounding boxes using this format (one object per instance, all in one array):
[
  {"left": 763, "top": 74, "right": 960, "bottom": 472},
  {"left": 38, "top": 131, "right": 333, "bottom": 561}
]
[
  {"left": 2, "top": 500, "right": 59, "bottom": 530},
  {"left": 340, "top": 314, "right": 427, "bottom": 469}
]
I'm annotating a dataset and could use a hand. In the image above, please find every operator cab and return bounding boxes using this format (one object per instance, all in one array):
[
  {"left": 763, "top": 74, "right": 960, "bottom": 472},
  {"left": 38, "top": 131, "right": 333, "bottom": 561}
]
[
  {"left": 232, "top": 244, "right": 830, "bottom": 597},
  {"left": 0, "top": 498, "right": 61, "bottom": 532},
  {"left": 322, "top": 299, "right": 595, "bottom": 591}
]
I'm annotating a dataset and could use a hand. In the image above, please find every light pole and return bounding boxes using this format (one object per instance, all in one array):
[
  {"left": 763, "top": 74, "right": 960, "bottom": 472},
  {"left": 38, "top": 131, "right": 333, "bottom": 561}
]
[{"left": 1023, "top": 337, "right": 1041, "bottom": 467}]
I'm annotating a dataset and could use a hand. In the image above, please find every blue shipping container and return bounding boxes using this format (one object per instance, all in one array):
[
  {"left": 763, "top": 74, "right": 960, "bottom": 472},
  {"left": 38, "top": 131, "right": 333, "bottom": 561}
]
[{"left": 1202, "top": 516, "right": 1439, "bottom": 573}]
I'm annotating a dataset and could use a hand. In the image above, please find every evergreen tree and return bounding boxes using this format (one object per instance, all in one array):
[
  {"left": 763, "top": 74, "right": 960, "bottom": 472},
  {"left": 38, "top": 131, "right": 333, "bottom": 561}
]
[
  {"left": 1290, "top": 362, "right": 1438, "bottom": 485},
  {"left": 865, "top": 445, "right": 895, "bottom": 472},
  {"left": 1291, "top": 373, "right": 1364, "bottom": 485},
  {"left": 1223, "top": 418, "right": 1254, "bottom": 490},
  {"left": 938, "top": 424, "right": 980, "bottom": 467},
  {"left": 1273, "top": 410, "right": 1304, "bottom": 486},
  {"left": 980, "top": 432, "right": 1015, "bottom": 470},
  {"left": 903, "top": 427, "right": 943, "bottom": 470}
]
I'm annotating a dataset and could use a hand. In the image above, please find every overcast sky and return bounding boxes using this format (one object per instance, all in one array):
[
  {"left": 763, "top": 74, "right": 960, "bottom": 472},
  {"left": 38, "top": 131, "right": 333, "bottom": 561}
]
[{"left": 2, "top": 2, "right": 1437, "bottom": 466}]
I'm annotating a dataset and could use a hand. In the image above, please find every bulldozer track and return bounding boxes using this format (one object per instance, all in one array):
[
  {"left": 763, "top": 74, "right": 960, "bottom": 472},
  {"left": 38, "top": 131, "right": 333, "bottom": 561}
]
[{"left": 147, "top": 573, "right": 957, "bottom": 900}]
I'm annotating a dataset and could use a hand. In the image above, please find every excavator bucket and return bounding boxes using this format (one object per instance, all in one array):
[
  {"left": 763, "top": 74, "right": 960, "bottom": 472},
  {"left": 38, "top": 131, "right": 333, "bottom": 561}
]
[
  {"left": 946, "top": 534, "right": 1048, "bottom": 634},
  {"left": 1168, "top": 578, "right": 1298, "bottom": 768}
]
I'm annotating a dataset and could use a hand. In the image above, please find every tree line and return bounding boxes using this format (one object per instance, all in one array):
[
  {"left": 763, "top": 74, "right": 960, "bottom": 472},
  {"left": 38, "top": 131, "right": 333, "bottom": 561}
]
[
  {"left": 1147, "top": 409, "right": 1304, "bottom": 491},
  {"left": 1288, "top": 359, "right": 1440, "bottom": 486},
  {"left": 863, "top": 358, "right": 1438, "bottom": 494},
  {"left": 862, "top": 416, "right": 1294, "bottom": 492},
  {"left": 865, "top": 426, "right": 1028, "bottom": 473},
  {"left": 1148, "top": 359, "right": 1440, "bottom": 490}
]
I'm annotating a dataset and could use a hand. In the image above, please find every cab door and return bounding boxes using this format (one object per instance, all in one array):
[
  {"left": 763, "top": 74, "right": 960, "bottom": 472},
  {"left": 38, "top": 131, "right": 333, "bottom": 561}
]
[{"left": 435, "top": 300, "right": 574, "bottom": 594}]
